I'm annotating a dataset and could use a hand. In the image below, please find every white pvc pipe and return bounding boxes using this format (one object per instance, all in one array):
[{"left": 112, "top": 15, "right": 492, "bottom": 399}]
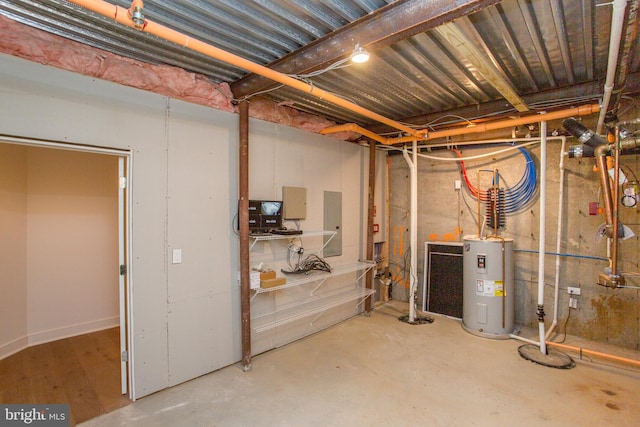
[
  {"left": 596, "top": 0, "right": 627, "bottom": 134},
  {"left": 401, "top": 141, "right": 418, "bottom": 323},
  {"left": 509, "top": 334, "right": 540, "bottom": 346},
  {"left": 537, "top": 121, "right": 548, "bottom": 354},
  {"left": 379, "top": 136, "right": 567, "bottom": 153},
  {"left": 546, "top": 136, "right": 567, "bottom": 340}
]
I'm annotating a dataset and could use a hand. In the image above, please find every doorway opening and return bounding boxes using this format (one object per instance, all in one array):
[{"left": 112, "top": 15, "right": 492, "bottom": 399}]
[{"left": 0, "top": 136, "right": 133, "bottom": 423}]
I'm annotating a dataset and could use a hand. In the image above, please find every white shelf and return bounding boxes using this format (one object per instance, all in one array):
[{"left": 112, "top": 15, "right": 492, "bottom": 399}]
[
  {"left": 252, "top": 260, "right": 375, "bottom": 295},
  {"left": 249, "top": 230, "right": 336, "bottom": 250},
  {"left": 253, "top": 286, "right": 376, "bottom": 333},
  {"left": 249, "top": 230, "right": 374, "bottom": 350}
]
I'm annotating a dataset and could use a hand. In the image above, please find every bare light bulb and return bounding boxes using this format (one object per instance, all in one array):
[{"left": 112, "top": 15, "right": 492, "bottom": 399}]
[{"left": 350, "top": 44, "right": 370, "bottom": 63}]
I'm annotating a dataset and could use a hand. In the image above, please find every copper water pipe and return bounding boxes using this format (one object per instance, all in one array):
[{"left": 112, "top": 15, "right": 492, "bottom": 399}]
[
  {"left": 66, "top": 0, "right": 421, "bottom": 139},
  {"left": 477, "top": 169, "right": 482, "bottom": 237},
  {"left": 482, "top": 169, "right": 506, "bottom": 329},
  {"left": 611, "top": 128, "right": 621, "bottom": 280},
  {"left": 321, "top": 104, "right": 601, "bottom": 144},
  {"left": 595, "top": 144, "right": 615, "bottom": 237},
  {"left": 491, "top": 169, "right": 499, "bottom": 237},
  {"left": 487, "top": 170, "right": 506, "bottom": 329},
  {"left": 489, "top": 236, "right": 507, "bottom": 329}
]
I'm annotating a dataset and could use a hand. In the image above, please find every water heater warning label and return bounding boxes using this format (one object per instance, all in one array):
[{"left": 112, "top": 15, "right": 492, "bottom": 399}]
[{"left": 476, "top": 280, "right": 505, "bottom": 297}]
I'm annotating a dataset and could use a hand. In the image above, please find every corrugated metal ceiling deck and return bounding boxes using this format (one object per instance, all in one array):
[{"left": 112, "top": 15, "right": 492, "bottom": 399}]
[{"left": 1, "top": 0, "right": 639, "bottom": 134}]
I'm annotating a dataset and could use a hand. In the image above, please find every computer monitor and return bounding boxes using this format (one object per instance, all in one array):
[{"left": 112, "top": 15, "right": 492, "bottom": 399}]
[{"left": 243, "top": 200, "right": 283, "bottom": 232}]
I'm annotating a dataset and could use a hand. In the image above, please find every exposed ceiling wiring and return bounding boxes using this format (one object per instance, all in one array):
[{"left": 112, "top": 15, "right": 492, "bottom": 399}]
[
  {"left": 236, "top": 50, "right": 364, "bottom": 102},
  {"left": 380, "top": 95, "right": 603, "bottom": 137},
  {"left": 414, "top": 140, "right": 539, "bottom": 161}
]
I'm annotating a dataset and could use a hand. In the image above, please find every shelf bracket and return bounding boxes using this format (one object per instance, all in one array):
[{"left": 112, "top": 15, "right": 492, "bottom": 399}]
[
  {"left": 310, "top": 277, "right": 329, "bottom": 295},
  {"left": 317, "top": 232, "right": 336, "bottom": 255},
  {"left": 249, "top": 238, "right": 259, "bottom": 250},
  {"left": 310, "top": 309, "right": 328, "bottom": 327},
  {"left": 250, "top": 290, "right": 260, "bottom": 302},
  {"left": 355, "top": 267, "right": 372, "bottom": 284}
]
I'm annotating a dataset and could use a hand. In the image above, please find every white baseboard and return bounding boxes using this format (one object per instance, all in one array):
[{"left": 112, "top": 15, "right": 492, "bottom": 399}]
[
  {"left": 1, "top": 316, "right": 120, "bottom": 360},
  {"left": 27, "top": 316, "right": 120, "bottom": 347},
  {"left": 0, "top": 335, "right": 29, "bottom": 360}
]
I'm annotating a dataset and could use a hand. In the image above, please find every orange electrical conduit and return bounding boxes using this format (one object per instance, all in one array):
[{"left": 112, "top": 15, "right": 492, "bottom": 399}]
[
  {"left": 320, "top": 104, "right": 601, "bottom": 144},
  {"left": 66, "top": 0, "right": 422, "bottom": 139},
  {"left": 546, "top": 341, "right": 640, "bottom": 368}
]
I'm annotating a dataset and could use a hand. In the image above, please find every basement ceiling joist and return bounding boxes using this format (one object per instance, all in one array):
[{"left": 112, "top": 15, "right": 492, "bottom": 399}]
[
  {"left": 368, "top": 71, "right": 640, "bottom": 135},
  {"left": 231, "top": 0, "right": 501, "bottom": 98},
  {"left": 1, "top": 0, "right": 638, "bottom": 135}
]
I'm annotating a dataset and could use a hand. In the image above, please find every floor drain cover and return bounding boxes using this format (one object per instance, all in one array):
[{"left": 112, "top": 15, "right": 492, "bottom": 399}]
[
  {"left": 518, "top": 344, "right": 575, "bottom": 369},
  {"left": 398, "top": 315, "right": 434, "bottom": 325}
]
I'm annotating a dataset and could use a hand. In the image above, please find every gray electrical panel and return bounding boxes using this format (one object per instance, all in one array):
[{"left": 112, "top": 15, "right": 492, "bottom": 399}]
[{"left": 323, "top": 191, "right": 342, "bottom": 257}]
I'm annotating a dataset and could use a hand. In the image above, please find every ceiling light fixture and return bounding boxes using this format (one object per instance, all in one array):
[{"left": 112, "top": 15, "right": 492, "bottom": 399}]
[{"left": 350, "top": 44, "right": 370, "bottom": 63}]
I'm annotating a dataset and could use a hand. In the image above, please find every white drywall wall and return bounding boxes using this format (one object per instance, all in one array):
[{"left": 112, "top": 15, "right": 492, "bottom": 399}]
[
  {"left": 25, "top": 148, "right": 119, "bottom": 345},
  {"left": 0, "top": 53, "right": 368, "bottom": 398}
]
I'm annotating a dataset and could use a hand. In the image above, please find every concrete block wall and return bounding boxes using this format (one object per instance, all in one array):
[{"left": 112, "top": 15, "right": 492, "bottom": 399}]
[{"left": 388, "top": 107, "right": 640, "bottom": 350}]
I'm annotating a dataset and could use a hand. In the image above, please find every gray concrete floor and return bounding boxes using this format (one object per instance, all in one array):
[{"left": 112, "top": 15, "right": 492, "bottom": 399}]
[{"left": 81, "top": 301, "right": 640, "bottom": 426}]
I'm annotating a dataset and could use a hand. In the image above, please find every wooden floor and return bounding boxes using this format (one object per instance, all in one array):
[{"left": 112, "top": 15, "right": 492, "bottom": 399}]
[{"left": 0, "top": 328, "right": 131, "bottom": 426}]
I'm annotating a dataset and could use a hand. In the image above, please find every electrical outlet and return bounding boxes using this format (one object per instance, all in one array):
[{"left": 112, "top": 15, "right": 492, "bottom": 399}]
[
  {"left": 569, "top": 297, "right": 578, "bottom": 309},
  {"left": 567, "top": 287, "right": 581, "bottom": 296},
  {"left": 454, "top": 179, "right": 462, "bottom": 190}
]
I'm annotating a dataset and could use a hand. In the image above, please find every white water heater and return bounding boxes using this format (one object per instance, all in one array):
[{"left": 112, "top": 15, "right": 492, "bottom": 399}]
[{"left": 462, "top": 236, "right": 514, "bottom": 339}]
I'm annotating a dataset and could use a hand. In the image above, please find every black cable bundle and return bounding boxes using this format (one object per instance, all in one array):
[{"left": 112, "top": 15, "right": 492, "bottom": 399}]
[{"left": 281, "top": 254, "right": 332, "bottom": 275}]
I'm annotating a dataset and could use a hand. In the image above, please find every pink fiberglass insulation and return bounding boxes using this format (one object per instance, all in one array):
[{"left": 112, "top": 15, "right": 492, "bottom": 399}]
[
  {"left": 0, "top": 15, "right": 359, "bottom": 140},
  {"left": 0, "top": 15, "right": 234, "bottom": 113},
  {"left": 248, "top": 98, "right": 336, "bottom": 134}
]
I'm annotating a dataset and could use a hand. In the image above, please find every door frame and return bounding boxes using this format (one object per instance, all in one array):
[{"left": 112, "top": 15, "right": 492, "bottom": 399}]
[{"left": 0, "top": 135, "right": 135, "bottom": 400}]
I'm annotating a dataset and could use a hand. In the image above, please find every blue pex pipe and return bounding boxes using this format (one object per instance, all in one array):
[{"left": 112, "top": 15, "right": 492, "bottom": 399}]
[
  {"left": 514, "top": 249, "right": 608, "bottom": 261},
  {"left": 501, "top": 147, "right": 537, "bottom": 213},
  {"left": 457, "top": 145, "right": 538, "bottom": 215}
]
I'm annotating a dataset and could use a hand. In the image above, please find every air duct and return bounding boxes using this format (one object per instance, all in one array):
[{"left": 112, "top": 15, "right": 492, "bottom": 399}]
[
  {"left": 564, "top": 119, "right": 640, "bottom": 289},
  {"left": 563, "top": 118, "right": 607, "bottom": 158},
  {"left": 562, "top": 119, "right": 617, "bottom": 238},
  {"left": 563, "top": 118, "right": 607, "bottom": 147}
]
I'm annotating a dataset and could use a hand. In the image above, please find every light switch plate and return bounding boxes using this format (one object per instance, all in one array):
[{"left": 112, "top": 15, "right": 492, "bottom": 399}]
[{"left": 172, "top": 249, "right": 182, "bottom": 264}]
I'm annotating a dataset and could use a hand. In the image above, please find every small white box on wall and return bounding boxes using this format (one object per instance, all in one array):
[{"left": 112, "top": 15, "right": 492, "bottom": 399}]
[{"left": 250, "top": 271, "right": 260, "bottom": 290}]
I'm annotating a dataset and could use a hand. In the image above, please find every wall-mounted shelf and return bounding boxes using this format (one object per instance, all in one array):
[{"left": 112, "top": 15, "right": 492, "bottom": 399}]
[
  {"left": 249, "top": 230, "right": 374, "bottom": 355},
  {"left": 249, "top": 230, "right": 336, "bottom": 250},
  {"left": 252, "top": 261, "right": 374, "bottom": 298},
  {"left": 253, "top": 286, "right": 376, "bottom": 333}
]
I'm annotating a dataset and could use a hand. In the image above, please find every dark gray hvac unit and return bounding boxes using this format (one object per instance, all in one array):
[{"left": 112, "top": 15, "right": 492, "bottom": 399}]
[{"left": 422, "top": 242, "right": 463, "bottom": 318}]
